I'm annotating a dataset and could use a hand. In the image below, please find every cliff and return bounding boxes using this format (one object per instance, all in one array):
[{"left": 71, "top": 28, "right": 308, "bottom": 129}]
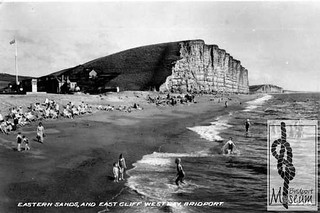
[
  {"left": 159, "top": 40, "right": 249, "bottom": 93},
  {"left": 46, "top": 40, "right": 249, "bottom": 94},
  {"left": 249, "top": 84, "right": 283, "bottom": 93}
]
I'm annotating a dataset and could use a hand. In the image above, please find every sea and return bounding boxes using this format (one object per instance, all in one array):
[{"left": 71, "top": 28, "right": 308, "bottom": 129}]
[{"left": 105, "top": 93, "right": 320, "bottom": 213}]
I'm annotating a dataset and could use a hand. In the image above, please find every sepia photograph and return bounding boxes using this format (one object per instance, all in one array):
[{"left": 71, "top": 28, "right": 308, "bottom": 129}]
[{"left": 0, "top": 1, "right": 319, "bottom": 212}]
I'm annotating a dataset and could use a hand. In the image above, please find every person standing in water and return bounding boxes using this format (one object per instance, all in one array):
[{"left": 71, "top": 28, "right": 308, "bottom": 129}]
[
  {"left": 175, "top": 158, "right": 185, "bottom": 186},
  {"left": 37, "top": 122, "right": 45, "bottom": 143},
  {"left": 245, "top": 119, "right": 251, "bottom": 133},
  {"left": 118, "top": 154, "right": 127, "bottom": 181},
  {"left": 225, "top": 137, "right": 236, "bottom": 154}
]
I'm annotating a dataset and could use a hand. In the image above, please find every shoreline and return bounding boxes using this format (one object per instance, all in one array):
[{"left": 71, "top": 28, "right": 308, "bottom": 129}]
[
  {"left": 100, "top": 93, "right": 271, "bottom": 213},
  {"left": 0, "top": 92, "right": 262, "bottom": 213}
]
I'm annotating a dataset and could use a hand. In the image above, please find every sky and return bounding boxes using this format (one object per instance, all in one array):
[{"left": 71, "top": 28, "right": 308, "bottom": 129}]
[{"left": 1, "top": 1, "right": 320, "bottom": 91}]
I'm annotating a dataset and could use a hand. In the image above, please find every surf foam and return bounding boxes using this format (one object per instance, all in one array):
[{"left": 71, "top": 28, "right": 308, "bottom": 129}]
[
  {"left": 126, "top": 151, "right": 212, "bottom": 213},
  {"left": 187, "top": 116, "right": 232, "bottom": 142},
  {"left": 243, "top": 94, "right": 273, "bottom": 112}
]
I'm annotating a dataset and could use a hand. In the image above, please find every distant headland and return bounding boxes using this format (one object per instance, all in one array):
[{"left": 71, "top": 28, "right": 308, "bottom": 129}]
[{"left": 249, "top": 84, "right": 284, "bottom": 94}]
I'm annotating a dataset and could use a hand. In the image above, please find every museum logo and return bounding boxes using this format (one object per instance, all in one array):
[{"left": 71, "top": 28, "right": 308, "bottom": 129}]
[{"left": 267, "top": 120, "right": 318, "bottom": 211}]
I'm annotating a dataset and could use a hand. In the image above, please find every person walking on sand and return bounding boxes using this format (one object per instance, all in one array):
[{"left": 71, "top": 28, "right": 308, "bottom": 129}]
[
  {"left": 36, "top": 122, "right": 45, "bottom": 143},
  {"left": 225, "top": 100, "right": 228, "bottom": 108},
  {"left": 118, "top": 154, "right": 127, "bottom": 181},
  {"left": 245, "top": 119, "right": 251, "bottom": 133},
  {"left": 175, "top": 158, "right": 185, "bottom": 186},
  {"left": 16, "top": 132, "right": 22, "bottom": 152},
  {"left": 112, "top": 162, "right": 120, "bottom": 182},
  {"left": 23, "top": 135, "right": 30, "bottom": 151}
]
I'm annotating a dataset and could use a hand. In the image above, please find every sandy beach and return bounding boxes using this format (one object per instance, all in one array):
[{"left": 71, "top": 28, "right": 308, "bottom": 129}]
[{"left": 0, "top": 92, "right": 260, "bottom": 213}]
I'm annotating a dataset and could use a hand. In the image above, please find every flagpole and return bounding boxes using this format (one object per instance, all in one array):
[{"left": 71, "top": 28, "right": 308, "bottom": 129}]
[{"left": 15, "top": 38, "right": 19, "bottom": 85}]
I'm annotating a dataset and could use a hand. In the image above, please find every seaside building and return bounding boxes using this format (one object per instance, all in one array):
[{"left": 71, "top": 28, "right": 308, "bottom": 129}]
[{"left": 33, "top": 66, "right": 119, "bottom": 94}]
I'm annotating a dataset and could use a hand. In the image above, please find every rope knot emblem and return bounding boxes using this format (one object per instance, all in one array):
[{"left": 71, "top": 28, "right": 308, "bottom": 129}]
[{"left": 271, "top": 122, "right": 296, "bottom": 209}]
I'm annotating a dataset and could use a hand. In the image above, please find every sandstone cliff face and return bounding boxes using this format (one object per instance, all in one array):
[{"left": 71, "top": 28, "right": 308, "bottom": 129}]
[{"left": 160, "top": 40, "right": 249, "bottom": 93}]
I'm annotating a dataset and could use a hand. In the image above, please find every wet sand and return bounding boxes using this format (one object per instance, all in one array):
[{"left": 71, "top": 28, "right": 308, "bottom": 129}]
[{"left": 0, "top": 92, "right": 260, "bottom": 213}]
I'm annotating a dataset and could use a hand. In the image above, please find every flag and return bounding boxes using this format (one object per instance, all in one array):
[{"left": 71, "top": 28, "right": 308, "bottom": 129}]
[{"left": 10, "top": 39, "right": 15, "bottom": 45}]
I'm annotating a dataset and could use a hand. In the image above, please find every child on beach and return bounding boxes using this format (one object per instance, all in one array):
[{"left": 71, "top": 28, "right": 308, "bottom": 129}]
[
  {"left": 16, "top": 132, "right": 22, "bottom": 152},
  {"left": 118, "top": 154, "right": 127, "bottom": 181},
  {"left": 175, "top": 158, "right": 185, "bottom": 186},
  {"left": 23, "top": 135, "right": 30, "bottom": 151},
  {"left": 36, "top": 122, "right": 45, "bottom": 143},
  {"left": 113, "top": 162, "right": 120, "bottom": 182}
]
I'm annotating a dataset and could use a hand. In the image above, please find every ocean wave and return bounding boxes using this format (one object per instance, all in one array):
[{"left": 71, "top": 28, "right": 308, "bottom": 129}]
[
  {"left": 128, "top": 152, "right": 214, "bottom": 174},
  {"left": 126, "top": 151, "right": 213, "bottom": 213},
  {"left": 243, "top": 95, "right": 273, "bottom": 112},
  {"left": 187, "top": 117, "right": 231, "bottom": 142},
  {"left": 124, "top": 92, "right": 319, "bottom": 213}
]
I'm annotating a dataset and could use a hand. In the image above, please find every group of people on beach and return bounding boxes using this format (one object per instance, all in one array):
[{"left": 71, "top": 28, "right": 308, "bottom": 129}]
[
  {"left": 147, "top": 92, "right": 238, "bottom": 109},
  {"left": 147, "top": 93, "right": 196, "bottom": 106},
  {"left": 16, "top": 132, "right": 30, "bottom": 152},
  {"left": 61, "top": 100, "right": 93, "bottom": 119},
  {"left": 15, "top": 122, "right": 45, "bottom": 152},
  {"left": 112, "top": 154, "right": 127, "bottom": 182},
  {"left": 0, "top": 106, "right": 27, "bottom": 134},
  {"left": 37, "top": 98, "right": 93, "bottom": 119},
  {"left": 0, "top": 98, "right": 92, "bottom": 135},
  {"left": 2, "top": 92, "right": 253, "bottom": 193},
  {"left": 97, "top": 103, "right": 143, "bottom": 113}
]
